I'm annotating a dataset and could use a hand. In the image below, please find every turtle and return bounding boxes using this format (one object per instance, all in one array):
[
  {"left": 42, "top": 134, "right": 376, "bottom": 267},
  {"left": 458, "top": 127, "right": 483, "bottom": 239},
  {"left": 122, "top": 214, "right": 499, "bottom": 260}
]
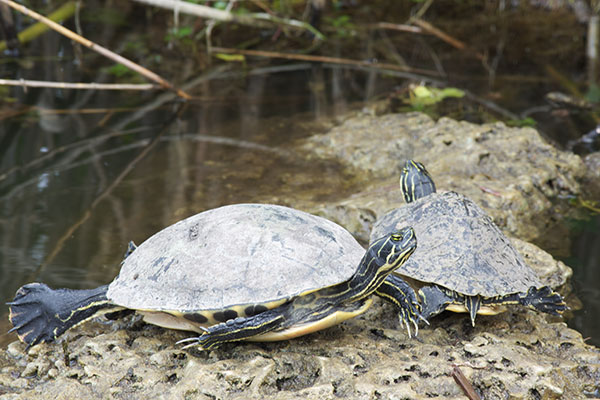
[
  {"left": 9, "top": 203, "right": 420, "bottom": 350},
  {"left": 370, "top": 160, "right": 566, "bottom": 326}
]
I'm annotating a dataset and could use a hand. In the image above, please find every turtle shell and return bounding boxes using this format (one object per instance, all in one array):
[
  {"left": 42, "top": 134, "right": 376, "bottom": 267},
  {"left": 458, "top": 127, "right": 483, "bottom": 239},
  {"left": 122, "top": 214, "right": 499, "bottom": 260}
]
[
  {"left": 107, "top": 204, "right": 364, "bottom": 312},
  {"left": 370, "top": 191, "right": 542, "bottom": 297}
]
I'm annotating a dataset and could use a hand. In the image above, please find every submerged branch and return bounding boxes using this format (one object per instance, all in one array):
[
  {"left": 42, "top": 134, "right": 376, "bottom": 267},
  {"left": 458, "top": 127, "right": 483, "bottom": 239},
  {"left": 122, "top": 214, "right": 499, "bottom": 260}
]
[
  {"left": 0, "top": 0, "right": 191, "bottom": 99},
  {"left": 36, "top": 104, "right": 186, "bottom": 276},
  {"left": 211, "top": 46, "right": 440, "bottom": 76}
]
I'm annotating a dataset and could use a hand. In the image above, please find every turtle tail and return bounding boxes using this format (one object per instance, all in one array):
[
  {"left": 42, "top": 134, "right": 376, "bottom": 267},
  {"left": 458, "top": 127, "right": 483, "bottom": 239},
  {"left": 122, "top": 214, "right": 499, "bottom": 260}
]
[
  {"left": 517, "top": 286, "right": 567, "bottom": 315},
  {"left": 7, "top": 283, "right": 116, "bottom": 347}
]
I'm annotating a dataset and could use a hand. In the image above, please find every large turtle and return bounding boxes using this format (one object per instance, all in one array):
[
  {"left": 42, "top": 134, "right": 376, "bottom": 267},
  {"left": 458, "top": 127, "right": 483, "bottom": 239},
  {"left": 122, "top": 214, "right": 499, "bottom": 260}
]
[
  {"left": 370, "top": 161, "right": 566, "bottom": 326},
  {"left": 9, "top": 204, "right": 419, "bottom": 349}
]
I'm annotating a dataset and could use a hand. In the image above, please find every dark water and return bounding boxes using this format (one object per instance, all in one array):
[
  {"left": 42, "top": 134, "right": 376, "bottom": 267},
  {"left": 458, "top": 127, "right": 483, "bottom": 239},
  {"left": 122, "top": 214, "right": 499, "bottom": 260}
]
[{"left": 0, "top": 2, "right": 598, "bottom": 348}]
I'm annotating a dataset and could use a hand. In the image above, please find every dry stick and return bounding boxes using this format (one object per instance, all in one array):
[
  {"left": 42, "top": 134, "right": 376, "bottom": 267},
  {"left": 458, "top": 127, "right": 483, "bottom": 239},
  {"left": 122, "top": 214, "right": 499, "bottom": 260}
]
[
  {"left": 0, "top": 0, "right": 191, "bottom": 100},
  {"left": 211, "top": 47, "right": 440, "bottom": 77},
  {"left": 412, "top": 18, "right": 485, "bottom": 61},
  {"left": 132, "top": 0, "right": 324, "bottom": 39},
  {"left": 0, "top": 78, "right": 156, "bottom": 91},
  {"left": 451, "top": 366, "right": 482, "bottom": 400},
  {"left": 374, "top": 22, "right": 425, "bottom": 34}
]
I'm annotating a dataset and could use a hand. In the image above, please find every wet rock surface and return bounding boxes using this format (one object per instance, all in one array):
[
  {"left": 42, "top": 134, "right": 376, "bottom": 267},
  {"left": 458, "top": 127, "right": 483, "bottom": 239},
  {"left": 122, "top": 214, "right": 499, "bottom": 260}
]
[{"left": 2, "top": 112, "right": 599, "bottom": 399}]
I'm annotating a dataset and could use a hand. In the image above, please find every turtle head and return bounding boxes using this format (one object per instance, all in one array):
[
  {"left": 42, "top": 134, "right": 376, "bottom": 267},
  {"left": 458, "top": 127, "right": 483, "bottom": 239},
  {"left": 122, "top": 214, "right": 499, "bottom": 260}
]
[
  {"left": 348, "top": 226, "right": 416, "bottom": 301},
  {"left": 369, "top": 226, "right": 417, "bottom": 276},
  {"left": 400, "top": 160, "right": 436, "bottom": 203}
]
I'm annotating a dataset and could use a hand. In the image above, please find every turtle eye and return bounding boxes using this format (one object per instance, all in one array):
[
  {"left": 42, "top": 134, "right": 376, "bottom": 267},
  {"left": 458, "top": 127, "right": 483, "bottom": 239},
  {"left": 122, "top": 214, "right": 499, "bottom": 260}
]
[{"left": 391, "top": 233, "right": 403, "bottom": 242}]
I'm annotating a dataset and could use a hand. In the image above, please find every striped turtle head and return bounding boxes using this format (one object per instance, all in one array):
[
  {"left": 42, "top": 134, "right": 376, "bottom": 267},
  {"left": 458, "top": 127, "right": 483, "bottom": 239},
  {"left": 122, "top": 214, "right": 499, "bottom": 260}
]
[
  {"left": 368, "top": 226, "right": 417, "bottom": 276},
  {"left": 348, "top": 226, "right": 417, "bottom": 302},
  {"left": 400, "top": 160, "right": 436, "bottom": 203}
]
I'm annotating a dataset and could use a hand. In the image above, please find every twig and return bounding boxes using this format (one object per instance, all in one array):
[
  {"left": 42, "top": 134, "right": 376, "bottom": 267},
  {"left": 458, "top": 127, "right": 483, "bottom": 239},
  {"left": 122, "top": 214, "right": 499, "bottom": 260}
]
[
  {"left": 412, "top": 0, "right": 435, "bottom": 20},
  {"left": 211, "top": 46, "right": 440, "bottom": 76},
  {"left": 0, "top": 78, "right": 156, "bottom": 91},
  {"left": 0, "top": 0, "right": 191, "bottom": 100},
  {"left": 451, "top": 366, "right": 482, "bottom": 400},
  {"left": 205, "top": 0, "right": 235, "bottom": 51},
  {"left": 133, "top": 0, "right": 324, "bottom": 39},
  {"left": 373, "top": 22, "right": 424, "bottom": 34},
  {"left": 462, "top": 90, "right": 520, "bottom": 121},
  {"left": 412, "top": 18, "right": 485, "bottom": 61}
]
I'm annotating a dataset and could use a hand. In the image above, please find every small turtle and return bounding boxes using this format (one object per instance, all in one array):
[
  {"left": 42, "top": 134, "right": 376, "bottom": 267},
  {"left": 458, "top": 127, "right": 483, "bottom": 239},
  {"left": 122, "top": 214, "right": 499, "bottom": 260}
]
[
  {"left": 9, "top": 204, "right": 419, "bottom": 349},
  {"left": 370, "top": 161, "right": 566, "bottom": 326}
]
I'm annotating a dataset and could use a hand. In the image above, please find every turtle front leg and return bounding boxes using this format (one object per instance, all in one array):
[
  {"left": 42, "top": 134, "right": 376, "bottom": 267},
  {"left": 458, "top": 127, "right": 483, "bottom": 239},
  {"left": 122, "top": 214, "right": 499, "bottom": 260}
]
[
  {"left": 377, "top": 275, "right": 427, "bottom": 337},
  {"left": 178, "top": 298, "right": 374, "bottom": 350},
  {"left": 178, "top": 305, "right": 291, "bottom": 350}
]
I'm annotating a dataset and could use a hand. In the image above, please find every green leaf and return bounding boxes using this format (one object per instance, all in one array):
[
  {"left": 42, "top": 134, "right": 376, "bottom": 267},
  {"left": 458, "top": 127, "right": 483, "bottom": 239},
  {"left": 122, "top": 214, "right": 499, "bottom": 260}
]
[
  {"left": 408, "top": 85, "right": 464, "bottom": 107},
  {"left": 214, "top": 53, "right": 246, "bottom": 62}
]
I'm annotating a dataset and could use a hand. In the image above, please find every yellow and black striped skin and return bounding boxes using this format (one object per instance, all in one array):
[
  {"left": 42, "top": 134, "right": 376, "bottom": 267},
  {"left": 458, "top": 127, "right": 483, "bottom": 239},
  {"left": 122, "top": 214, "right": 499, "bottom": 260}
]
[
  {"left": 179, "top": 227, "right": 417, "bottom": 350},
  {"left": 399, "top": 160, "right": 436, "bottom": 203}
]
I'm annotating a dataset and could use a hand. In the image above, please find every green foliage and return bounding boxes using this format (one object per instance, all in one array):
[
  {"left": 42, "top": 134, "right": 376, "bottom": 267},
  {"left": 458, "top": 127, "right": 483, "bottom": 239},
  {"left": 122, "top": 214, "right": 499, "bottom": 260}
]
[
  {"left": 105, "top": 64, "right": 134, "bottom": 78},
  {"left": 407, "top": 85, "right": 464, "bottom": 110},
  {"left": 324, "top": 14, "right": 357, "bottom": 38},
  {"left": 212, "top": 1, "right": 229, "bottom": 10},
  {"left": 166, "top": 26, "right": 194, "bottom": 41}
]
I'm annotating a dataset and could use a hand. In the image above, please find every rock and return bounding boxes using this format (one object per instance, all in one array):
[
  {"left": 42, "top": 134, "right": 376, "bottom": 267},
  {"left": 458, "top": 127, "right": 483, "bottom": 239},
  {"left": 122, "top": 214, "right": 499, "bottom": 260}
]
[
  {"left": 1, "top": 113, "right": 598, "bottom": 400},
  {"left": 582, "top": 152, "right": 600, "bottom": 200},
  {"left": 301, "top": 112, "right": 586, "bottom": 248}
]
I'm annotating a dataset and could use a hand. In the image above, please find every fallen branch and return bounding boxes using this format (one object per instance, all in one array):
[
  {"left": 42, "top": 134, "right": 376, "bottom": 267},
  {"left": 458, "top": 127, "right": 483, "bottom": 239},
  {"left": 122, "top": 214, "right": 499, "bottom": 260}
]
[
  {"left": 211, "top": 46, "right": 440, "bottom": 76},
  {"left": 412, "top": 18, "right": 485, "bottom": 61},
  {"left": 373, "top": 22, "right": 425, "bottom": 34},
  {"left": 133, "top": 0, "right": 324, "bottom": 39},
  {"left": 0, "top": 78, "right": 156, "bottom": 91},
  {"left": 0, "top": 0, "right": 191, "bottom": 99}
]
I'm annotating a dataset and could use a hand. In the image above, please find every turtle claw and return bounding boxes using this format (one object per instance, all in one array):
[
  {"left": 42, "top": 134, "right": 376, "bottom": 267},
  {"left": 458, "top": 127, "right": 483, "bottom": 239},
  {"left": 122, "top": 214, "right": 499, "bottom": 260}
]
[
  {"left": 179, "top": 338, "right": 204, "bottom": 350},
  {"left": 177, "top": 330, "right": 216, "bottom": 350}
]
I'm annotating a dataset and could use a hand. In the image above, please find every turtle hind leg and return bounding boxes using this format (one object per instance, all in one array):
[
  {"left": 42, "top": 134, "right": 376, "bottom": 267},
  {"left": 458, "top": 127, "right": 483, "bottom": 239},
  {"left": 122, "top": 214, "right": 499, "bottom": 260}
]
[
  {"left": 494, "top": 286, "right": 567, "bottom": 315},
  {"left": 7, "top": 283, "right": 115, "bottom": 346}
]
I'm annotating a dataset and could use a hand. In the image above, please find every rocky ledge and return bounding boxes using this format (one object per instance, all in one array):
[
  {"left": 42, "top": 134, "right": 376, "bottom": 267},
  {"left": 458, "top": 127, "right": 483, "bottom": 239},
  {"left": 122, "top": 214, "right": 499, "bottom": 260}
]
[{"left": 1, "top": 112, "right": 599, "bottom": 399}]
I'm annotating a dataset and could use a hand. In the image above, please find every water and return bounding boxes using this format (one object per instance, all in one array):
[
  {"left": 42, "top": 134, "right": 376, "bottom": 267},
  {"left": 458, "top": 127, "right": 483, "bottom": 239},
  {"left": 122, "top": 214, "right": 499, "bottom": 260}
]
[{"left": 0, "top": 1, "right": 598, "bottom": 348}]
